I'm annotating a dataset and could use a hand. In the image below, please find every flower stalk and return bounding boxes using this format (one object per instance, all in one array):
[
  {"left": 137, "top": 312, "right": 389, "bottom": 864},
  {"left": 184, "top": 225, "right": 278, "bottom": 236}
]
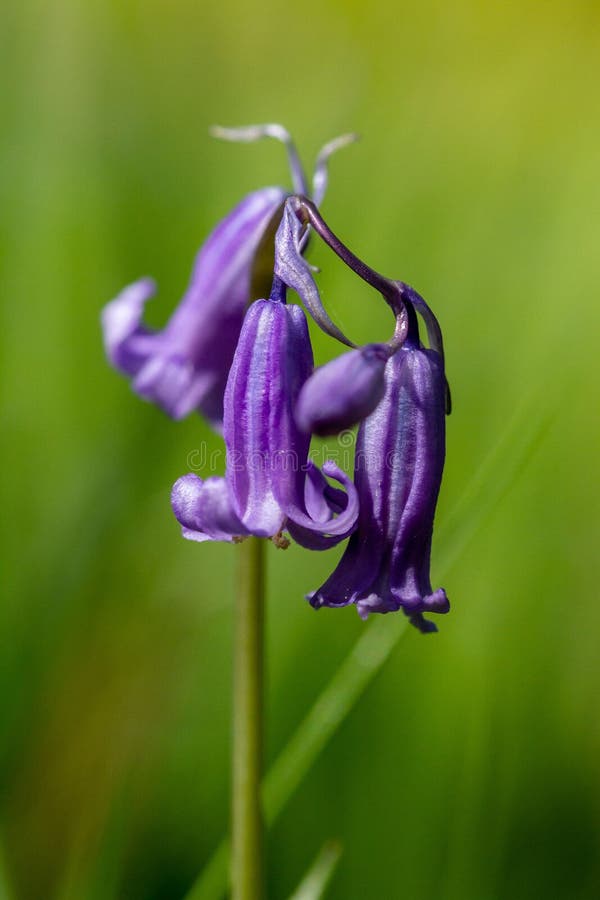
[{"left": 232, "top": 537, "right": 266, "bottom": 900}]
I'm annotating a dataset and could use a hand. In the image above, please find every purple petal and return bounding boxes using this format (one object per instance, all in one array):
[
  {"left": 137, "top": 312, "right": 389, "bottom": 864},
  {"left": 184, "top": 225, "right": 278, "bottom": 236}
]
[
  {"left": 306, "top": 523, "right": 383, "bottom": 606},
  {"left": 296, "top": 345, "right": 389, "bottom": 436},
  {"left": 133, "top": 354, "right": 219, "bottom": 421},
  {"left": 307, "top": 345, "right": 449, "bottom": 631},
  {"left": 400, "top": 283, "right": 451, "bottom": 413},
  {"left": 407, "top": 613, "right": 440, "bottom": 634},
  {"left": 400, "top": 284, "right": 445, "bottom": 363},
  {"left": 303, "top": 461, "right": 348, "bottom": 523},
  {"left": 101, "top": 277, "right": 156, "bottom": 374},
  {"left": 171, "top": 473, "right": 249, "bottom": 542},
  {"left": 383, "top": 350, "right": 447, "bottom": 612},
  {"left": 286, "top": 460, "right": 359, "bottom": 549},
  {"left": 224, "top": 299, "right": 313, "bottom": 537},
  {"left": 101, "top": 187, "right": 286, "bottom": 425}
]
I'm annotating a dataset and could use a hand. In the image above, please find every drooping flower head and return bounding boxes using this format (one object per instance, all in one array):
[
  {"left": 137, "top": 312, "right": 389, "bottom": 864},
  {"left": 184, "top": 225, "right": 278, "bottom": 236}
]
[
  {"left": 101, "top": 124, "right": 356, "bottom": 427},
  {"left": 305, "top": 332, "right": 449, "bottom": 632},
  {"left": 274, "top": 197, "right": 450, "bottom": 632},
  {"left": 106, "top": 127, "right": 453, "bottom": 635}
]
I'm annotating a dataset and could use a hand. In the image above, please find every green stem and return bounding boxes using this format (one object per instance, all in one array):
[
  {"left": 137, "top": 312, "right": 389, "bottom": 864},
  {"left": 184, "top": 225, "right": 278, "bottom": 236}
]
[{"left": 232, "top": 537, "right": 265, "bottom": 900}]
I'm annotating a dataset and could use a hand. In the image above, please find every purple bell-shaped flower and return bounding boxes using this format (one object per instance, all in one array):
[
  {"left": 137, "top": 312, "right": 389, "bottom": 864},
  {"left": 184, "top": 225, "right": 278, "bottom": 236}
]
[
  {"left": 307, "top": 338, "right": 449, "bottom": 632},
  {"left": 171, "top": 279, "right": 359, "bottom": 547}
]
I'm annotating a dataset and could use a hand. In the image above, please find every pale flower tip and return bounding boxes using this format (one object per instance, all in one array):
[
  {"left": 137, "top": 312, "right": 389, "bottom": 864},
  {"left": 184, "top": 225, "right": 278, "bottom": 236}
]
[
  {"left": 171, "top": 473, "right": 203, "bottom": 527},
  {"left": 326, "top": 132, "right": 361, "bottom": 152},
  {"left": 209, "top": 123, "right": 291, "bottom": 145},
  {"left": 209, "top": 124, "right": 254, "bottom": 142}
]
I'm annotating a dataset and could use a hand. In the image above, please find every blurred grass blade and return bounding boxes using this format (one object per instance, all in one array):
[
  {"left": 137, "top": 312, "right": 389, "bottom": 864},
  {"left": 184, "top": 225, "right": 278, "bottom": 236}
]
[
  {"left": 184, "top": 398, "right": 549, "bottom": 900},
  {"left": 262, "top": 616, "right": 405, "bottom": 824},
  {"left": 186, "top": 843, "right": 230, "bottom": 900},
  {"left": 185, "top": 617, "right": 408, "bottom": 900},
  {"left": 288, "top": 840, "right": 343, "bottom": 900},
  {"left": 0, "top": 842, "right": 15, "bottom": 900},
  {"left": 436, "top": 400, "right": 553, "bottom": 575},
  {"left": 55, "top": 779, "right": 132, "bottom": 900}
]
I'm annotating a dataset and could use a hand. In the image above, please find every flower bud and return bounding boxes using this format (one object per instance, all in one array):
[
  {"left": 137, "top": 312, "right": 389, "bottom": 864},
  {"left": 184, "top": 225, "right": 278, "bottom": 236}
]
[{"left": 295, "top": 345, "right": 389, "bottom": 436}]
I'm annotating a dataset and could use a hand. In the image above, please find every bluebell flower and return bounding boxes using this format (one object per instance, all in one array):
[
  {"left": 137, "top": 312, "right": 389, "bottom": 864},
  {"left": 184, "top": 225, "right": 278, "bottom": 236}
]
[
  {"left": 306, "top": 338, "right": 449, "bottom": 632},
  {"left": 102, "top": 124, "right": 356, "bottom": 427},
  {"left": 273, "top": 196, "right": 450, "bottom": 632},
  {"left": 171, "top": 279, "right": 359, "bottom": 547}
]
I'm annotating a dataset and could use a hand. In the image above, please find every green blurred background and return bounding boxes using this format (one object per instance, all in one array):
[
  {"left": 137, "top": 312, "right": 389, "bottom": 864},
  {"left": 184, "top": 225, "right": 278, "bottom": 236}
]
[{"left": 2, "top": 0, "right": 599, "bottom": 897}]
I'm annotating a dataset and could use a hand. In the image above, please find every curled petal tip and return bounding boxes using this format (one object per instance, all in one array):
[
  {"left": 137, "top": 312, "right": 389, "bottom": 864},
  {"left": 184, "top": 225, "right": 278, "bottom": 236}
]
[
  {"left": 101, "top": 277, "right": 156, "bottom": 372},
  {"left": 422, "top": 589, "right": 450, "bottom": 613},
  {"left": 171, "top": 473, "right": 204, "bottom": 530},
  {"left": 171, "top": 474, "right": 249, "bottom": 543}
]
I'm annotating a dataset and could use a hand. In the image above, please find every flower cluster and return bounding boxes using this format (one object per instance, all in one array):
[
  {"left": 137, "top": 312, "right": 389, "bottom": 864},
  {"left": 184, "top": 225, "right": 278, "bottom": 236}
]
[{"left": 102, "top": 125, "right": 451, "bottom": 632}]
